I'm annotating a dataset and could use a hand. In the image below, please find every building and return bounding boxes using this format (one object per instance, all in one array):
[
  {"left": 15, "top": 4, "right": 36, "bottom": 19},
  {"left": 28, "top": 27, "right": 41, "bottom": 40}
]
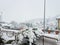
[{"left": 56, "top": 16, "right": 60, "bottom": 29}]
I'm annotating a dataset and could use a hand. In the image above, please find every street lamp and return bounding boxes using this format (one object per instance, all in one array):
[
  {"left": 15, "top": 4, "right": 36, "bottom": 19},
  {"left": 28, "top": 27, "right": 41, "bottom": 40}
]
[
  {"left": 44, "top": 0, "right": 46, "bottom": 31},
  {"left": 43, "top": 0, "right": 46, "bottom": 45}
]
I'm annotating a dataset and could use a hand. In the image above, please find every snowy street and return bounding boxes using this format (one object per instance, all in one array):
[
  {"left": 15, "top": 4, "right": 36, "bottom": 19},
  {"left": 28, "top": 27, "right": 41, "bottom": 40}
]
[
  {"left": 36, "top": 37, "right": 59, "bottom": 45},
  {"left": 4, "top": 37, "right": 60, "bottom": 45},
  {"left": 0, "top": 27, "right": 60, "bottom": 45}
]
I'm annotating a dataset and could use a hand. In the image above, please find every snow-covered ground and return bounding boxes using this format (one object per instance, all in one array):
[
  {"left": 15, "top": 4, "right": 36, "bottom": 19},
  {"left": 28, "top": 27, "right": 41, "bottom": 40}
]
[{"left": 0, "top": 25, "right": 59, "bottom": 45}]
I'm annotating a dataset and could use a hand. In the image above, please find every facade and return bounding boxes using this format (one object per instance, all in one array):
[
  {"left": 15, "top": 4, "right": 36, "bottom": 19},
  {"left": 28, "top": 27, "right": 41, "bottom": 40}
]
[{"left": 56, "top": 16, "right": 60, "bottom": 29}]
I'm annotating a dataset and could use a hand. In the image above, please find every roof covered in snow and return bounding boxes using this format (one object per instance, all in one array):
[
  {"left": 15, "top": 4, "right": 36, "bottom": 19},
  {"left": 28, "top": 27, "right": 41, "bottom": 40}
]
[{"left": 56, "top": 15, "right": 60, "bottom": 19}]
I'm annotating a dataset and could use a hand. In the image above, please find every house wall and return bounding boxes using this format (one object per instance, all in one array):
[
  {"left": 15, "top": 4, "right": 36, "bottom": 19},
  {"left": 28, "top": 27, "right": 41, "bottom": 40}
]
[{"left": 58, "top": 19, "right": 60, "bottom": 29}]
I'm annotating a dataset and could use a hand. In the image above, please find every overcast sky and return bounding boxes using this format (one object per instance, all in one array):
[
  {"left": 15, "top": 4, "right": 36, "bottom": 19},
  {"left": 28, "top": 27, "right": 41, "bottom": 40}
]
[{"left": 0, "top": 0, "right": 60, "bottom": 23}]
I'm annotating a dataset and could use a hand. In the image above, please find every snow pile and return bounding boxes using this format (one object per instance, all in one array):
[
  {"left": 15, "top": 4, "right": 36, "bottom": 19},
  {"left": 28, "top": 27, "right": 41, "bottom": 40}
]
[{"left": 34, "top": 28, "right": 44, "bottom": 37}]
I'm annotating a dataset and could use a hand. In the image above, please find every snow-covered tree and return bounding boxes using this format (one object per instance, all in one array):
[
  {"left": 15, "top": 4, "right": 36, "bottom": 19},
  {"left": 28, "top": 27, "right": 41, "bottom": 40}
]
[
  {"left": 17, "top": 27, "right": 44, "bottom": 45},
  {"left": 10, "top": 21, "right": 18, "bottom": 29}
]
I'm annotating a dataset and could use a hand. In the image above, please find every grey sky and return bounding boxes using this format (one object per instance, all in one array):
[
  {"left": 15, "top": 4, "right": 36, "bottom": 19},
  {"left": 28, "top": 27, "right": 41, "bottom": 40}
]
[{"left": 0, "top": 0, "right": 60, "bottom": 23}]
